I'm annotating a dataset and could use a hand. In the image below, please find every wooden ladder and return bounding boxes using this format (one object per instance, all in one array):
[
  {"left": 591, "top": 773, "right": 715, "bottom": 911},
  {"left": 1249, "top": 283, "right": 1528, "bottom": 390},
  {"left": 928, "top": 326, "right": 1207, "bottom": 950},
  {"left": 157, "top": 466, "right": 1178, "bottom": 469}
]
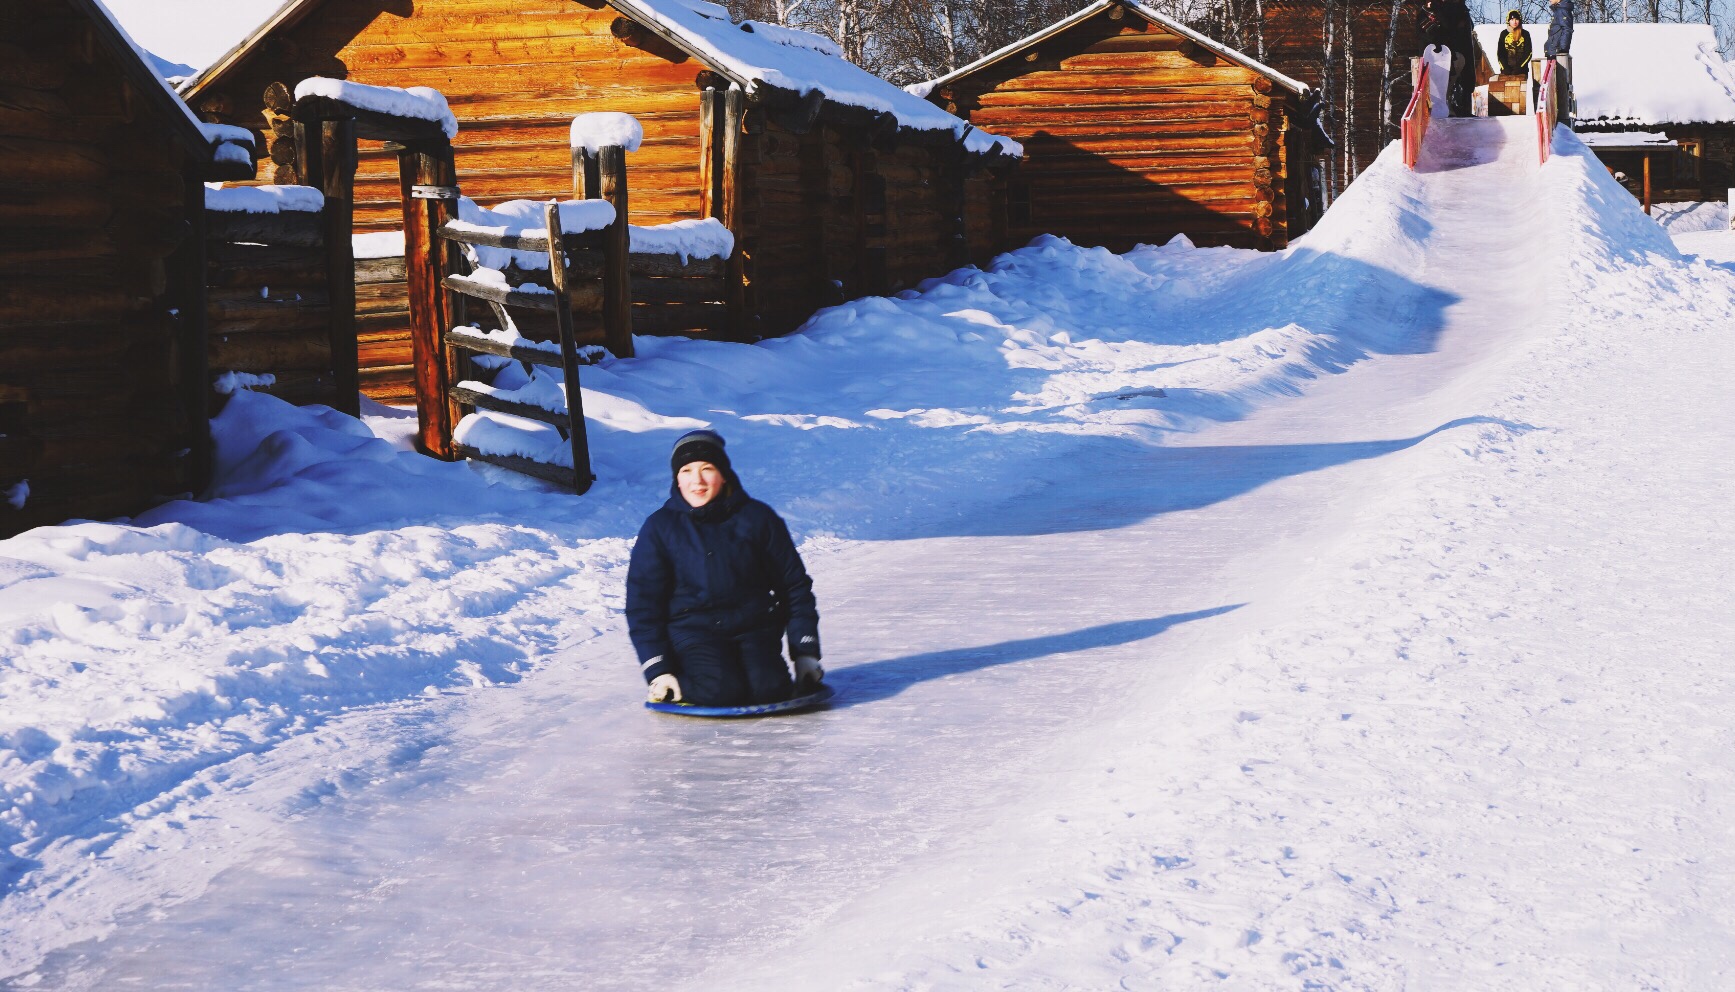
[{"left": 439, "top": 202, "right": 598, "bottom": 493}]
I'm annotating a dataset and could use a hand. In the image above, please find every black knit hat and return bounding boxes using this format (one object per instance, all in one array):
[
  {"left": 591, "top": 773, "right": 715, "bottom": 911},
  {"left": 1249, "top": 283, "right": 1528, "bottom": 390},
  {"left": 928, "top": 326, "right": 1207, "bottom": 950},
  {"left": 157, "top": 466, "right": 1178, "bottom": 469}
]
[{"left": 670, "top": 429, "right": 730, "bottom": 477}]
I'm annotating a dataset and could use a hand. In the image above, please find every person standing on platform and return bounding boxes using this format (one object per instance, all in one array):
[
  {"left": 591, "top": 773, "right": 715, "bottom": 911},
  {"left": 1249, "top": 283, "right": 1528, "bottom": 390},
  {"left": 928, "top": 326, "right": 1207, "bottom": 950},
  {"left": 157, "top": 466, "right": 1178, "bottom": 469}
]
[{"left": 1498, "top": 10, "right": 1533, "bottom": 75}]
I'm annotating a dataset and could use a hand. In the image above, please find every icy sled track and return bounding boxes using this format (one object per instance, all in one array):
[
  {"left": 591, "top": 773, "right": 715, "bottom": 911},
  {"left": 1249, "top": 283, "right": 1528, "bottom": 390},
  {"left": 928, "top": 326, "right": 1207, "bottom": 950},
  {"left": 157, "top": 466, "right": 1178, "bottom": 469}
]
[{"left": 7, "top": 117, "right": 1735, "bottom": 990}]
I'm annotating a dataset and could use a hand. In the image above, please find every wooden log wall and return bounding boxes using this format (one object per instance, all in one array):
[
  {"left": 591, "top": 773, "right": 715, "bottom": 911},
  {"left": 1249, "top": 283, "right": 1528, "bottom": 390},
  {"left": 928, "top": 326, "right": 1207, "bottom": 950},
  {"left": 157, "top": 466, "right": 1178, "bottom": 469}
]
[
  {"left": 191, "top": 0, "right": 710, "bottom": 233},
  {"left": 1, "top": 0, "right": 207, "bottom": 537},
  {"left": 204, "top": 200, "right": 344, "bottom": 408},
  {"left": 936, "top": 9, "right": 1305, "bottom": 252}
]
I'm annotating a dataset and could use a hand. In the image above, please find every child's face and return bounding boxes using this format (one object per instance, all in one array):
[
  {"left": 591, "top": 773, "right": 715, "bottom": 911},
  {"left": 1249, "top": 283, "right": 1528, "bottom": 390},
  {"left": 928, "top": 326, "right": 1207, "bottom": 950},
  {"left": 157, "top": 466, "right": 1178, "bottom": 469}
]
[{"left": 677, "top": 461, "right": 727, "bottom": 507}]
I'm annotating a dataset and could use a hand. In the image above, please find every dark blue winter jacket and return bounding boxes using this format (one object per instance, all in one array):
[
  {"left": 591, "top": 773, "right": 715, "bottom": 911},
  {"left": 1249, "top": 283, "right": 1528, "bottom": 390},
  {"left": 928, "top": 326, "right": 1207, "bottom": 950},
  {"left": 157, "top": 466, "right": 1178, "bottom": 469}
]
[
  {"left": 1544, "top": 0, "right": 1573, "bottom": 57},
  {"left": 625, "top": 478, "right": 820, "bottom": 684}
]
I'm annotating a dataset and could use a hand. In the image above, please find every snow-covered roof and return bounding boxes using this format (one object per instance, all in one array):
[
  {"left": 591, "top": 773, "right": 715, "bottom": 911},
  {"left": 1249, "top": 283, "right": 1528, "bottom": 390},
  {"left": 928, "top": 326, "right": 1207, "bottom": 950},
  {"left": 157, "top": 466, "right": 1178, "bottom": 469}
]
[
  {"left": 83, "top": 0, "right": 218, "bottom": 156},
  {"left": 1475, "top": 22, "right": 1735, "bottom": 125},
  {"left": 1577, "top": 130, "right": 1677, "bottom": 149},
  {"left": 920, "top": 0, "right": 1311, "bottom": 99},
  {"left": 175, "top": 0, "right": 1018, "bottom": 157}
]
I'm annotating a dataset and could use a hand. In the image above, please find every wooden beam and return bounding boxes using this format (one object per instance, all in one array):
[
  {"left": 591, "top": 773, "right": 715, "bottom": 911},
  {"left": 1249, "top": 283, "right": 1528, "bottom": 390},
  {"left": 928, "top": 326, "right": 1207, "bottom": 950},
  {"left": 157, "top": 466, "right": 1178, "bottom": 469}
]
[
  {"left": 542, "top": 200, "right": 595, "bottom": 494},
  {"left": 322, "top": 117, "right": 359, "bottom": 416},
  {"left": 597, "top": 144, "right": 634, "bottom": 359},
  {"left": 399, "top": 141, "right": 460, "bottom": 459},
  {"left": 721, "top": 86, "right": 747, "bottom": 341}
]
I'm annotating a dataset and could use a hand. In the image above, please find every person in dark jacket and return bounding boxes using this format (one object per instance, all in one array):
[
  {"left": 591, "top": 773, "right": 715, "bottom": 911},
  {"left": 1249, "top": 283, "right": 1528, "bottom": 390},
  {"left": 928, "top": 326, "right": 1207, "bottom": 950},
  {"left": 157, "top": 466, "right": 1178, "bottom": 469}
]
[
  {"left": 1543, "top": 0, "right": 1573, "bottom": 57},
  {"left": 1497, "top": 9, "right": 1533, "bottom": 75},
  {"left": 626, "top": 429, "right": 823, "bottom": 707}
]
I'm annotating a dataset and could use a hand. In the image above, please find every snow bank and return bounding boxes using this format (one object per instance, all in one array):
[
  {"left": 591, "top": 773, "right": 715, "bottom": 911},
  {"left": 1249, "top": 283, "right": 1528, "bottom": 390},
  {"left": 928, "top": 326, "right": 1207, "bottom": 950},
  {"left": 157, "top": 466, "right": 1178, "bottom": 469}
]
[
  {"left": 204, "top": 183, "right": 323, "bottom": 214},
  {"left": 569, "top": 112, "right": 644, "bottom": 154},
  {"left": 1653, "top": 199, "right": 1729, "bottom": 234},
  {"left": 294, "top": 76, "right": 459, "bottom": 138},
  {"left": 629, "top": 217, "right": 734, "bottom": 260}
]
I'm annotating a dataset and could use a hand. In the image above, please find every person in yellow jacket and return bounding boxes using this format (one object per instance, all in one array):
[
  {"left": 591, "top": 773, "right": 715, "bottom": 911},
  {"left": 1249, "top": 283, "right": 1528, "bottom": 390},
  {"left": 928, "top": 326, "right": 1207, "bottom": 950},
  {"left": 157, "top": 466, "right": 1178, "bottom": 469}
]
[{"left": 1497, "top": 9, "right": 1533, "bottom": 75}]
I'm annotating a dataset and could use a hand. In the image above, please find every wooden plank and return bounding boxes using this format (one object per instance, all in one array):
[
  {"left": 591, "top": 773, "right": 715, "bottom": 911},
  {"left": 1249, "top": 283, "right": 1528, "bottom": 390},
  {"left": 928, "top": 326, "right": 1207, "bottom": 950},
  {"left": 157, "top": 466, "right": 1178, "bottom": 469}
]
[
  {"left": 450, "top": 383, "right": 569, "bottom": 426},
  {"left": 631, "top": 275, "right": 724, "bottom": 304},
  {"left": 454, "top": 443, "right": 577, "bottom": 488},
  {"left": 631, "top": 301, "right": 727, "bottom": 335},
  {"left": 443, "top": 273, "right": 569, "bottom": 311},
  {"left": 205, "top": 208, "right": 324, "bottom": 247},
  {"left": 720, "top": 86, "right": 746, "bottom": 341},
  {"left": 540, "top": 200, "right": 594, "bottom": 494},
  {"left": 443, "top": 328, "right": 563, "bottom": 364},
  {"left": 209, "top": 329, "right": 333, "bottom": 370},
  {"left": 355, "top": 255, "right": 407, "bottom": 284}
]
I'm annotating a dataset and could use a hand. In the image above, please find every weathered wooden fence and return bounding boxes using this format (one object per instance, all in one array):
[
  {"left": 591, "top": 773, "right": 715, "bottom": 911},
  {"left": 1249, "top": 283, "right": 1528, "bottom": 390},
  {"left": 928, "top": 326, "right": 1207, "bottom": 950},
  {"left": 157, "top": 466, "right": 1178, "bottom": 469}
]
[{"left": 204, "top": 186, "right": 352, "bottom": 410}]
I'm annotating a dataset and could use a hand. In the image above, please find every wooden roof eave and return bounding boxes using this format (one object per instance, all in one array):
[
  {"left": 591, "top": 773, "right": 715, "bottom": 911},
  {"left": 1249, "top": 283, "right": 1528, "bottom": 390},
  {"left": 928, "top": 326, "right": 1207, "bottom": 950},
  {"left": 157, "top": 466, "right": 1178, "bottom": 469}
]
[
  {"left": 922, "top": 0, "right": 1312, "bottom": 100},
  {"left": 177, "top": 0, "right": 323, "bottom": 102}
]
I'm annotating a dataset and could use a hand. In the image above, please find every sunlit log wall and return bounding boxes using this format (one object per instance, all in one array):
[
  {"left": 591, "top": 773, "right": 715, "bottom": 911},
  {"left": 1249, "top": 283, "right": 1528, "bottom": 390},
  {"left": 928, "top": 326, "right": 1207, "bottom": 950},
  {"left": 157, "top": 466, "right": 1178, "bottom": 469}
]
[{"left": 929, "top": 3, "right": 1320, "bottom": 254}]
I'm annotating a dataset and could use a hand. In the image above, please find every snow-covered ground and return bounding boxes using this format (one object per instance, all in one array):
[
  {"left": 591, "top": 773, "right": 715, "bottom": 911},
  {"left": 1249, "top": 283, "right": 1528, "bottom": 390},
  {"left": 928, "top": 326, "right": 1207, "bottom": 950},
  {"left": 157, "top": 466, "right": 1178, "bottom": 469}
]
[{"left": 4, "top": 119, "right": 1734, "bottom": 989}]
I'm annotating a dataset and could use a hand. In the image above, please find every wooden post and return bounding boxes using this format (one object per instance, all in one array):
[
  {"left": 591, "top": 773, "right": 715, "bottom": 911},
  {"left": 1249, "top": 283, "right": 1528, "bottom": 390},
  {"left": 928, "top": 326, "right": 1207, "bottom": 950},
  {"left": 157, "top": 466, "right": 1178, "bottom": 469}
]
[
  {"left": 293, "top": 101, "right": 322, "bottom": 200},
  {"left": 597, "top": 145, "right": 634, "bottom": 359},
  {"left": 574, "top": 145, "right": 600, "bottom": 201},
  {"left": 698, "top": 87, "right": 721, "bottom": 218},
  {"left": 1642, "top": 152, "right": 1652, "bottom": 215},
  {"left": 320, "top": 117, "right": 360, "bottom": 416},
  {"left": 721, "top": 86, "right": 748, "bottom": 341},
  {"left": 399, "top": 140, "right": 460, "bottom": 459},
  {"left": 173, "top": 176, "right": 212, "bottom": 491},
  {"left": 543, "top": 201, "right": 595, "bottom": 494}
]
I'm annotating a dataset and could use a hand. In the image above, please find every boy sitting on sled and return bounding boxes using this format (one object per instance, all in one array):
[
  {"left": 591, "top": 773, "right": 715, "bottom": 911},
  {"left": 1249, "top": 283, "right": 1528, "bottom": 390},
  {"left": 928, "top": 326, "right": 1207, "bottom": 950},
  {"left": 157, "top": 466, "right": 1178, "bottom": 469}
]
[{"left": 626, "top": 430, "right": 823, "bottom": 706}]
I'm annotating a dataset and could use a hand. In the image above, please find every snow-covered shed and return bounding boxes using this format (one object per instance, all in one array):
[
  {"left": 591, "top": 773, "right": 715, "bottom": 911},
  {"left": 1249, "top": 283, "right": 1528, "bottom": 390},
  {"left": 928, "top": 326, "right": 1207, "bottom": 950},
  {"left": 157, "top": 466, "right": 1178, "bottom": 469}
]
[
  {"left": 172, "top": 0, "right": 1021, "bottom": 366},
  {"left": 1, "top": 0, "right": 249, "bottom": 538},
  {"left": 1475, "top": 22, "right": 1735, "bottom": 202},
  {"left": 921, "top": 0, "right": 1323, "bottom": 252}
]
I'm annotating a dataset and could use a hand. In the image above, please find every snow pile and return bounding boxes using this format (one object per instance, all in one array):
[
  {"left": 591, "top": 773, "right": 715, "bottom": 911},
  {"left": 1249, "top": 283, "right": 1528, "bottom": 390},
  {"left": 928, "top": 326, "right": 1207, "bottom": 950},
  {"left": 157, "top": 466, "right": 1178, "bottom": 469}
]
[
  {"left": 198, "top": 121, "right": 255, "bottom": 168},
  {"left": 293, "top": 77, "right": 459, "bottom": 138},
  {"left": 612, "top": 0, "right": 1018, "bottom": 156},
  {"left": 1653, "top": 199, "right": 1729, "bottom": 234},
  {"left": 446, "top": 196, "right": 617, "bottom": 271},
  {"left": 1476, "top": 22, "right": 1735, "bottom": 124},
  {"left": 204, "top": 183, "right": 323, "bottom": 214},
  {"left": 569, "top": 112, "right": 644, "bottom": 154},
  {"left": 1577, "top": 130, "right": 1676, "bottom": 148},
  {"left": 353, "top": 230, "right": 406, "bottom": 259},
  {"left": 629, "top": 217, "right": 734, "bottom": 260},
  {"left": 211, "top": 371, "right": 276, "bottom": 395}
]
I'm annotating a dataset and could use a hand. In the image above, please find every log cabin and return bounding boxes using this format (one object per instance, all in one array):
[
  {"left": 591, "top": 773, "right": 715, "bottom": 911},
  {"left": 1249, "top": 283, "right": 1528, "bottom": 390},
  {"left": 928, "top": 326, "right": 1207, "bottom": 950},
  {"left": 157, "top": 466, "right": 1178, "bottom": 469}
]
[
  {"left": 921, "top": 0, "right": 1324, "bottom": 253},
  {"left": 175, "top": 0, "right": 1020, "bottom": 402},
  {"left": 1476, "top": 22, "right": 1735, "bottom": 208},
  {"left": 1, "top": 0, "right": 249, "bottom": 538}
]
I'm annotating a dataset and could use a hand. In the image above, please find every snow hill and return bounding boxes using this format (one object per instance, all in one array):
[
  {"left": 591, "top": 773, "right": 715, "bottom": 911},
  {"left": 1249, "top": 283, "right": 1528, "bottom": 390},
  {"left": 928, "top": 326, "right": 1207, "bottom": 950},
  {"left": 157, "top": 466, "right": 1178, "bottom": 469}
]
[{"left": 4, "top": 117, "right": 1735, "bottom": 989}]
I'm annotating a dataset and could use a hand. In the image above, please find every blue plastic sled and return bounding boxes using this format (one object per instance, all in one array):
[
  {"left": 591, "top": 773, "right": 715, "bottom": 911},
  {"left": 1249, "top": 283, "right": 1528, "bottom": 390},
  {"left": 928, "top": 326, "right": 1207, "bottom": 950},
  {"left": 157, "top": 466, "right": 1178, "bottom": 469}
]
[{"left": 646, "top": 684, "right": 835, "bottom": 718}]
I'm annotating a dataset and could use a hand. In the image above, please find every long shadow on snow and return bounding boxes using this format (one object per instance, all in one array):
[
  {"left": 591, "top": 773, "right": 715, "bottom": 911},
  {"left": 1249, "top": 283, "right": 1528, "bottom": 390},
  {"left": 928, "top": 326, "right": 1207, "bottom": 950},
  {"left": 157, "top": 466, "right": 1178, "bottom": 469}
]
[
  {"left": 920, "top": 416, "right": 1535, "bottom": 541},
  {"left": 828, "top": 608, "right": 1242, "bottom": 707}
]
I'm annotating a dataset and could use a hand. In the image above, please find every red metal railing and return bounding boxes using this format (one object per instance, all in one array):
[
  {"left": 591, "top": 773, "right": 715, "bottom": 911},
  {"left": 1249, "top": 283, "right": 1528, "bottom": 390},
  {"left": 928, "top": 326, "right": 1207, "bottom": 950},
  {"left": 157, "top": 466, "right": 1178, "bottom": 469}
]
[
  {"left": 1537, "top": 59, "right": 1558, "bottom": 164},
  {"left": 1402, "top": 61, "right": 1430, "bottom": 169}
]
